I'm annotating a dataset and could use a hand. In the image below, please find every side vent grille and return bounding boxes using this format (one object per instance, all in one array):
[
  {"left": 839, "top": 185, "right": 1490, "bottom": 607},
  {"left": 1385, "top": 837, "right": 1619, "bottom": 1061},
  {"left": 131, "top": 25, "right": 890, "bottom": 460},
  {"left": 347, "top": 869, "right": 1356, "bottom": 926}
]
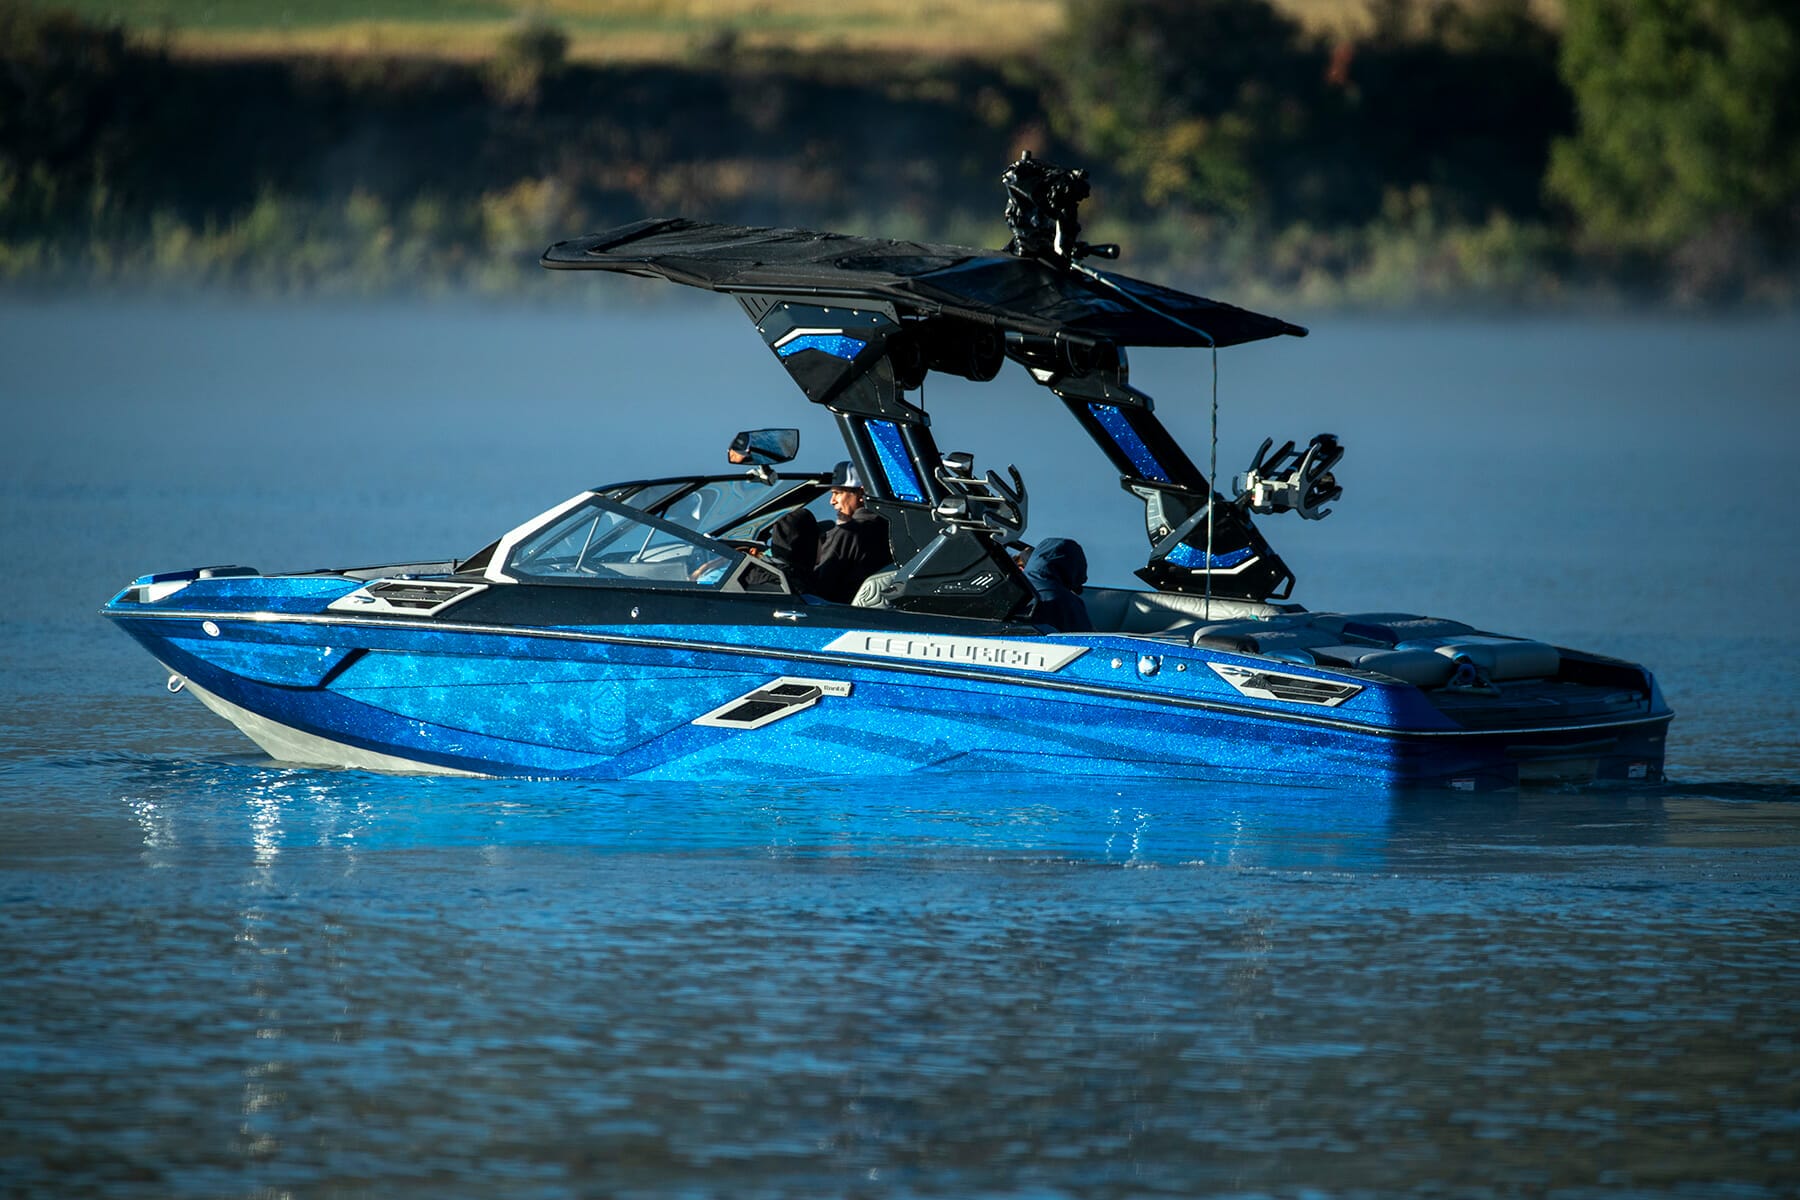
[
  {"left": 1208, "top": 662, "right": 1362, "bottom": 708},
  {"left": 327, "top": 580, "right": 487, "bottom": 618},
  {"left": 693, "top": 677, "right": 852, "bottom": 730}
]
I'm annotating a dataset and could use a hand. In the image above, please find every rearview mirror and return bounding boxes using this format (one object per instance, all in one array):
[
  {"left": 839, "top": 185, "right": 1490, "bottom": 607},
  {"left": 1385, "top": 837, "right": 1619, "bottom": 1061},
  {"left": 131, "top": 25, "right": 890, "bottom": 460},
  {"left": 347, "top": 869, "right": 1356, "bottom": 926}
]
[{"left": 728, "top": 428, "right": 800, "bottom": 466}]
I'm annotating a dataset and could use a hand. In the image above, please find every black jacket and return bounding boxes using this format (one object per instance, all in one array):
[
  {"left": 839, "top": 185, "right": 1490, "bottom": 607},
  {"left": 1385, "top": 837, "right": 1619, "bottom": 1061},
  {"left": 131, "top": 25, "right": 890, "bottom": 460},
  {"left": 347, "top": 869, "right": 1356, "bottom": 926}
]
[
  {"left": 813, "top": 509, "right": 892, "bottom": 603},
  {"left": 1024, "top": 537, "right": 1092, "bottom": 632}
]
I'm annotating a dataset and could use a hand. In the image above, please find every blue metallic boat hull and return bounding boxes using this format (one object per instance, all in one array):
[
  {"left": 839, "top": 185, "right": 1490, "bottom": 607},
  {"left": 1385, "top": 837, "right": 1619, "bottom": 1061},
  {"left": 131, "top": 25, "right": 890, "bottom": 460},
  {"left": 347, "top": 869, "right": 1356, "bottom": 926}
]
[{"left": 105, "top": 576, "right": 1671, "bottom": 790}]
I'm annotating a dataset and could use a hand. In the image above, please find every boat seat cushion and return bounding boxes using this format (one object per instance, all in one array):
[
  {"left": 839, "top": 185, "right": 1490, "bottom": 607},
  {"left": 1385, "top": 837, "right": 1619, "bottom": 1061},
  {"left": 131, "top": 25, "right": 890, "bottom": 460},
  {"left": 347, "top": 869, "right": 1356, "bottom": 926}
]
[
  {"left": 1398, "top": 634, "right": 1561, "bottom": 680},
  {"left": 1192, "top": 626, "right": 1457, "bottom": 685},
  {"left": 1307, "top": 644, "right": 1458, "bottom": 687},
  {"left": 1084, "top": 587, "right": 1286, "bottom": 634},
  {"left": 1188, "top": 613, "right": 1557, "bottom": 686},
  {"left": 851, "top": 567, "right": 899, "bottom": 607},
  {"left": 1083, "top": 600, "right": 1559, "bottom": 686},
  {"left": 1307, "top": 613, "right": 1476, "bottom": 645},
  {"left": 1120, "top": 597, "right": 1176, "bottom": 634},
  {"left": 1190, "top": 621, "right": 1336, "bottom": 658}
]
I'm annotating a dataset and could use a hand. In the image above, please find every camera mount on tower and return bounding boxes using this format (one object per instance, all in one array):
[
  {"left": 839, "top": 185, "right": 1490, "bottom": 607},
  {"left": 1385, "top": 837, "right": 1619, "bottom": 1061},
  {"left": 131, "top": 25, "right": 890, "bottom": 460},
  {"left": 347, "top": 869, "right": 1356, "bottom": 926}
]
[{"left": 1001, "top": 151, "right": 1120, "bottom": 266}]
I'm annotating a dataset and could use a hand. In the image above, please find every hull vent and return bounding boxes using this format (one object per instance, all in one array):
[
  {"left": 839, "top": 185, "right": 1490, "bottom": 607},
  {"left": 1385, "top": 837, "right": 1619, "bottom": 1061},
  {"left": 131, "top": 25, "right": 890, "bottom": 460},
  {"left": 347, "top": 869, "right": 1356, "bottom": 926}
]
[
  {"left": 327, "top": 579, "right": 487, "bottom": 618},
  {"left": 694, "top": 677, "right": 852, "bottom": 730},
  {"left": 1208, "top": 662, "right": 1362, "bottom": 707}
]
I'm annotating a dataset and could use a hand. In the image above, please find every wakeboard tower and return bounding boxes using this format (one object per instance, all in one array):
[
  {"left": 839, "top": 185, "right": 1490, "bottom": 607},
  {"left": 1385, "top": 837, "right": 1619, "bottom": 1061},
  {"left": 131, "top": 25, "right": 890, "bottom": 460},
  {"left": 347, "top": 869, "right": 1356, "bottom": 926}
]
[{"left": 542, "top": 152, "right": 1341, "bottom": 619}]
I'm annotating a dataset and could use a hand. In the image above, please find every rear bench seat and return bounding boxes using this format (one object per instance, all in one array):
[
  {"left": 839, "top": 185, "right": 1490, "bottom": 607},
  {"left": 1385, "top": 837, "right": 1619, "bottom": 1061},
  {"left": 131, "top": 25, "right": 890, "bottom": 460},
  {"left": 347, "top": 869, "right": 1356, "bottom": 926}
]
[
  {"left": 1188, "top": 612, "right": 1561, "bottom": 689},
  {"left": 1082, "top": 586, "right": 1288, "bottom": 638},
  {"left": 1393, "top": 634, "right": 1561, "bottom": 681}
]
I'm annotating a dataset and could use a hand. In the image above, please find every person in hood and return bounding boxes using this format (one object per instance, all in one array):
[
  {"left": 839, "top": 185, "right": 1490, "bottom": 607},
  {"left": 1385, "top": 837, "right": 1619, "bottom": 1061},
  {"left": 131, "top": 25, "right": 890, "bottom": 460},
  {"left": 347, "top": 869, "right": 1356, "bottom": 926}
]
[
  {"left": 764, "top": 507, "right": 819, "bottom": 593},
  {"left": 1024, "top": 536, "right": 1092, "bottom": 632},
  {"left": 813, "top": 462, "right": 892, "bottom": 603}
]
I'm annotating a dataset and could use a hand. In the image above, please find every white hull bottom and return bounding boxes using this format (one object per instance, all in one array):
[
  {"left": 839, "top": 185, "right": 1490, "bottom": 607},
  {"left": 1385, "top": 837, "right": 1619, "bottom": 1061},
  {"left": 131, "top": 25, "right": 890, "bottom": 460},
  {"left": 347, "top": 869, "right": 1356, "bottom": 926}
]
[{"left": 177, "top": 675, "right": 486, "bottom": 778}]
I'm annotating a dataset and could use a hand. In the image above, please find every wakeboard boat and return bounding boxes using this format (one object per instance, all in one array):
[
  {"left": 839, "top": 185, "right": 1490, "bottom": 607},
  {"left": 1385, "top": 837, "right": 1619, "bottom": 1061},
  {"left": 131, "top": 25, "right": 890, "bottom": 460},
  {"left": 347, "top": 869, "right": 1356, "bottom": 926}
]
[{"left": 102, "top": 156, "right": 1671, "bottom": 789}]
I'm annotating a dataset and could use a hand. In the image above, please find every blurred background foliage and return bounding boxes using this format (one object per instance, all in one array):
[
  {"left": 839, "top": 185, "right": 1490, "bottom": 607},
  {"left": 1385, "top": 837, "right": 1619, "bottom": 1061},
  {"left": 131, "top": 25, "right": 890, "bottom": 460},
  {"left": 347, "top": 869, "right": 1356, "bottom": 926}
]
[
  {"left": 1547, "top": 0, "right": 1800, "bottom": 294},
  {"left": 1, "top": 0, "right": 1795, "bottom": 304}
]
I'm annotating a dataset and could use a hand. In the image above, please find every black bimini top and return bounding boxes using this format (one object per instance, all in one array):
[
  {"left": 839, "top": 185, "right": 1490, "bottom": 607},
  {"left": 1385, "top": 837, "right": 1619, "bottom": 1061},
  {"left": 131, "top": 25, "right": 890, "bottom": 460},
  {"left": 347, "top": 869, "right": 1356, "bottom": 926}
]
[{"left": 542, "top": 218, "right": 1307, "bottom": 350}]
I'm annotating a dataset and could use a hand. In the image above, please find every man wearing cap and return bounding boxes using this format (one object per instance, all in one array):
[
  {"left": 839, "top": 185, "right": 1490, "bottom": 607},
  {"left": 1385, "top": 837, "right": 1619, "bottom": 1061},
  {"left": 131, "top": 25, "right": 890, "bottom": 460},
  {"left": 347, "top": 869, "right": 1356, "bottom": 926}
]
[{"left": 813, "top": 461, "right": 893, "bottom": 604}]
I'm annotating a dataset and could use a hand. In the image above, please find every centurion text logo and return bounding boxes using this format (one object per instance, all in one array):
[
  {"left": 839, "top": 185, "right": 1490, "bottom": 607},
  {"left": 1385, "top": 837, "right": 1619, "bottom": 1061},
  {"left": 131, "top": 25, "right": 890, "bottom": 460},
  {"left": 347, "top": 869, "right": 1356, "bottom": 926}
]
[{"left": 824, "top": 633, "right": 1087, "bottom": 674}]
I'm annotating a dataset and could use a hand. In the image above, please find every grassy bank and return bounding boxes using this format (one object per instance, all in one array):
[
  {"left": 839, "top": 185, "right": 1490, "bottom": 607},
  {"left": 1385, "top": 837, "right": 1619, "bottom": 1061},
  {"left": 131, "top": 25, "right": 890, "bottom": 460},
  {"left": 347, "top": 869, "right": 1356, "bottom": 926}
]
[
  {"left": 28, "top": 0, "right": 1067, "bottom": 62},
  {"left": 28, "top": 0, "right": 1557, "bottom": 61}
]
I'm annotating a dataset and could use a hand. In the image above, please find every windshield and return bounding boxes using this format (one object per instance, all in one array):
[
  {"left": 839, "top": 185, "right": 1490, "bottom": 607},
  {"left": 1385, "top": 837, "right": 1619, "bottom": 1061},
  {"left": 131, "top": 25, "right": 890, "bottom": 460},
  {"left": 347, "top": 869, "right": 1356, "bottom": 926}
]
[
  {"left": 716, "top": 490, "right": 836, "bottom": 541},
  {"left": 602, "top": 475, "right": 825, "bottom": 539},
  {"left": 501, "top": 495, "right": 747, "bottom": 588},
  {"left": 598, "top": 480, "right": 692, "bottom": 514}
]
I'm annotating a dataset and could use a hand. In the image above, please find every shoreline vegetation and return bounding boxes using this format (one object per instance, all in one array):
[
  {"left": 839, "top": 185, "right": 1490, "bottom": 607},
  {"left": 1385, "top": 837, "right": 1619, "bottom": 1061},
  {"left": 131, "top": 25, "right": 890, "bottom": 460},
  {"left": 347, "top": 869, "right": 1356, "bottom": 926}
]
[{"left": 3, "top": 0, "right": 1795, "bottom": 308}]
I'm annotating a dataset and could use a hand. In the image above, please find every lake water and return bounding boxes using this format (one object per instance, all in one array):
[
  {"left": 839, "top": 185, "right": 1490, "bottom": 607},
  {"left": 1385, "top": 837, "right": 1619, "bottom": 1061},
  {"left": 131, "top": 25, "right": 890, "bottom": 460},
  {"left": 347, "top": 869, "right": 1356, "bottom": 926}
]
[{"left": 2, "top": 298, "right": 1797, "bottom": 1197}]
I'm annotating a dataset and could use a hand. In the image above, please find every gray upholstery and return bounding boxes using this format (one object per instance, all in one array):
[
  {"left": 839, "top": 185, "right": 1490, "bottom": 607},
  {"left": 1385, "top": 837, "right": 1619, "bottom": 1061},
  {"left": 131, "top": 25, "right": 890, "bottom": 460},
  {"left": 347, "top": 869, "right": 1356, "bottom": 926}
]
[
  {"left": 1399, "top": 635, "right": 1561, "bottom": 680},
  {"left": 1308, "top": 644, "right": 1458, "bottom": 687},
  {"left": 851, "top": 567, "right": 899, "bottom": 607},
  {"left": 1309, "top": 613, "right": 1475, "bottom": 644},
  {"left": 1085, "top": 586, "right": 1287, "bottom": 637},
  {"left": 1191, "top": 622, "right": 1336, "bottom": 658},
  {"left": 1065, "top": 592, "right": 1561, "bottom": 688}
]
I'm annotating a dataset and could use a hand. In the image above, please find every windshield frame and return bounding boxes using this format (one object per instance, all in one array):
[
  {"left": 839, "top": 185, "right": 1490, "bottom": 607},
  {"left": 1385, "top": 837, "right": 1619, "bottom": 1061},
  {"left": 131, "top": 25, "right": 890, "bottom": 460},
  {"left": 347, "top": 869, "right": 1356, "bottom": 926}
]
[
  {"left": 598, "top": 472, "right": 829, "bottom": 540},
  {"left": 483, "top": 491, "right": 783, "bottom": 592}
]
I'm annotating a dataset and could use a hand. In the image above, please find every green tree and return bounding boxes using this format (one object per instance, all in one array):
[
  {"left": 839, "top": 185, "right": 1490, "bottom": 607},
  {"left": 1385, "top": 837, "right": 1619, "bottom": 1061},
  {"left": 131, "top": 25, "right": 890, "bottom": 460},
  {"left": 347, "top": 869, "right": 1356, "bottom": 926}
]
[
  {"left": 1548, "top": 0, "right": 1800, "bottom": 252},
  {"left": 1051, "top": 0, "right": 1567, "bottom": 232},
  {"left": 0, "top": 3, "right": 134, "bottom": 231},
  {"left": 1051, "top": 0, "right": 1311, "bottom": 218}
]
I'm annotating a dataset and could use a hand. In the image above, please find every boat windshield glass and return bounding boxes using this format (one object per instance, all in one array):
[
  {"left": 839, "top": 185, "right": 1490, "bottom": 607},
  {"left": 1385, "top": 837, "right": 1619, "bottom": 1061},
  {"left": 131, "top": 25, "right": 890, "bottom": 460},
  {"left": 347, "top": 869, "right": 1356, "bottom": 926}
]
[
  {"left": 503, "top": 495, "right": 746, "bottom": 588},
  {"left": 598, "top": 481, "right": 691, "bottom": 513},
  {"left": 666, "top": 477, "right": 791, "bottom": 533},
  {"left": 713, "top": 489, "right": 835, "bottom": 541},
  {"left": 603, "top": 476, "right": 822, "bottom": 539}
]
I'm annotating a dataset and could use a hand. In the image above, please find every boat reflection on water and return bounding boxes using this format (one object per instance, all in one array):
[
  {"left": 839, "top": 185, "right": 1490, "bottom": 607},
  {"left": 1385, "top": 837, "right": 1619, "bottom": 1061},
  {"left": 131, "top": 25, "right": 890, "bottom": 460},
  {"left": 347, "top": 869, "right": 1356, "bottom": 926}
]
[{"left": 107, "top": 756, "right": 1691, "bottom": 874}]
